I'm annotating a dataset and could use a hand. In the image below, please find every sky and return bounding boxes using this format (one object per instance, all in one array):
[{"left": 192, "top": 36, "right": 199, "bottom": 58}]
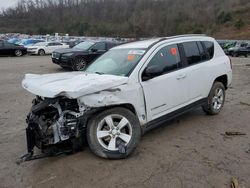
[{"left": 0, "top": 0, "right": 19, "bottom": 10}]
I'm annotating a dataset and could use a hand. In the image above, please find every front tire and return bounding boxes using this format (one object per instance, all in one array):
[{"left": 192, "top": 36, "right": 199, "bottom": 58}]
[
  {"left": 38, "top": 49, "right": 45, "bottom": 56},
  {"left": 73, "top": 57, "right": 87, "bottom": 71},
  {"left": 202, "top": 82, "right": 226, "bottom": 115},
  {"left": 14, "top": 50, "right": 22, "bottom": 57},
  {"left": 87, "top": 107, "right": 141, "bottom": 159}
]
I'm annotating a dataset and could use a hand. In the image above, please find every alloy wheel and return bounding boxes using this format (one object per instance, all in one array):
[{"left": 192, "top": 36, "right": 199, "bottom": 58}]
[
  {"left": 96, "top": 114, "right": 132, "bottom": 151},
  {"left": 75, "top": 58, "right": 86, "bottom": 71},
  {"left": 15, "top": 50, "right": 22, "bottom": 56},
  {"left": 212, "top": 88, "right": 224, "bottom": 110}
]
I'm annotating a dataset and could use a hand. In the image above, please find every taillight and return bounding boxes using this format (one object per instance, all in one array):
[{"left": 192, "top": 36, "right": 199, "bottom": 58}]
[{"left": 229, "top": 57, "right": 232, "bottom": 69}]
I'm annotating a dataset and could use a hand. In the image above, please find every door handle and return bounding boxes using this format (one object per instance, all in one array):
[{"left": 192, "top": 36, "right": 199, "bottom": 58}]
[{"left": 176, "top": 74, "right": 186, "bottom": 80}]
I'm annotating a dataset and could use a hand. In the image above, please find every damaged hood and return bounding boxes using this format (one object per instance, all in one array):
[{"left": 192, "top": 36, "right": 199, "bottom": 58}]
[{"left": 22, "top": 72, "right": 128, "bottom": 98}]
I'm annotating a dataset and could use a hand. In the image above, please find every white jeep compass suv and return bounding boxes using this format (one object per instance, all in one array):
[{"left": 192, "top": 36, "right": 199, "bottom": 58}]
[{"left": 21, "top": 35, "right": 232, "bottom": 160}]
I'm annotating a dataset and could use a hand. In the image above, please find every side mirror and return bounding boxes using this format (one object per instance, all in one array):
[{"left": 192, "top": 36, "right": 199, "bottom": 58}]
[{"left": 142, "top": 65, "right": 163, "bottom": 81}]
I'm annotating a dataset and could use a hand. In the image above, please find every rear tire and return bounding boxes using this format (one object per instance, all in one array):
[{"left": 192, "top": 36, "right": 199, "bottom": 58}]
[
  {"left": 38, "top": 49, "right": 45, "bottom": 56},
  {"left": 87, "top": 107, "right": 141, "bottom": 159},
  {"left": 202, "top": 82, "right": 226, "bottom": 115}
]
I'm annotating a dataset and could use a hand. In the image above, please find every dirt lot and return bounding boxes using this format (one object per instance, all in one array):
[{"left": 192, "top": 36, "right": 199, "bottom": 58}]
[{"left": 0, "top": 56, "right": 250, "bottom": 188}]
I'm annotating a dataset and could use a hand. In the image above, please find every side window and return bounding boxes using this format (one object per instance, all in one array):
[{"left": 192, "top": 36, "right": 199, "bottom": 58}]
[
  {"left": 240, "top": 43, "right": 247, "bottom": 47},
  {"left": 53, "top": 42, "right": 62, "bottom": 46},
  {"left": 107, "top": 43, "right": 116, "bottom": 50},
  {"left": 92, "top": 42, "right": 106, "bottom": 51},
  {"left": 4, "top": 43, "right": 16, "bottom": 48},
  {"left": 147, "top": 44, "right": 181, "bottom": 74},
  {"left": 0, "top": 41, "right": 3, "bottom": 47},
  {"left": 203, "top": 41, "right": 214, "bottom": 59},
  {"left": 182, "top": 42, "right": 201, "bottom": 65},
  {"left": 47, "top": 43, "right": 54, "bottom": 46},
  {"left": 197, "top": 42, "right": 207, "bottom": 61}
]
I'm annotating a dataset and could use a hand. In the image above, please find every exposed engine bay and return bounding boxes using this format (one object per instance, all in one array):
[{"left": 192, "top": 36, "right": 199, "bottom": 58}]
[{"left": 19, "top": 96, "right": 87, "bottom": 163}]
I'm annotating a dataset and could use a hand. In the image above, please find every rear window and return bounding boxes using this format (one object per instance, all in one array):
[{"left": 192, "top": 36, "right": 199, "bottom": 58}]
[{"left": 203, "top": 41, "right": 214, "bottom": 59}]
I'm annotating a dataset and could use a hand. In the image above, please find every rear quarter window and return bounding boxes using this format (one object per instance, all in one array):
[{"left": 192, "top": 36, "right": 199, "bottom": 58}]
[{"left": 203, "top": 41, "right": 214, "bottom": 59}]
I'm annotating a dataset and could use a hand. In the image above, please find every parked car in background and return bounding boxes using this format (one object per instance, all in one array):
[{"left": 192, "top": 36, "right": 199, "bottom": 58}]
[
  {"left": 220, "top": 41, "right": 236, "bottom": 55},
  {"left": 52, "top": 40, "right": 120, "bottom": 70},
  {"left": 63, "top": 40, "right": 82, "bottom": 48},
  {"left": 224, "top": 42, "right": 237, "bottom": 50},
  {"left": 7, "top": 38, "right": 21, "bottom": 44},
  {"left": 0, "top": 40, "right": 27, "bottom": 56},
  {"left": 20, "top": 39, "right": 45, "bottom": 47},
  {"left": 227, "top": 42, "right": 250, "bottom": 57},
  {"left": 27, "top": 42, "right": 69, "bottom": 55},
  {"left": 21, "top": 35, "right": 232, "bottom": 160}
]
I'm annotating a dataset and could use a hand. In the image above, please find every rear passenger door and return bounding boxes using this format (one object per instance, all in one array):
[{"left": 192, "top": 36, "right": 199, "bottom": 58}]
[
  {"left": 48, "top": 42, "right": 63, "bottom": 53},
  {"left": 45, "top": 43, "right": 54, "bottom": 53},
  {"left": 180, "top": 41, "right": 212, "bottom": 101}
]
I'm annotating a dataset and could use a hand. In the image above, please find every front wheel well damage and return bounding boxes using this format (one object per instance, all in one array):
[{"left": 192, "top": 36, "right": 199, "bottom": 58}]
[
  {"left": 86, "top": 103, "right": 137, "bottom": 117},
  {"left": 84, "top": 103, "right": 137, "bottom": 127}
]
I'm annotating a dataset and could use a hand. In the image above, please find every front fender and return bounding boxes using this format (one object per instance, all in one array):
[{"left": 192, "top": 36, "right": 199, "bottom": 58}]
[{"left": 77, "top": 85, "right": 147, "bottom": 125}]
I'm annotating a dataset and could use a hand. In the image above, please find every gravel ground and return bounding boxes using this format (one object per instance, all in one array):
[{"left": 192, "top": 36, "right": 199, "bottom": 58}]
[{"left": 0, "top": 56, "right": 250, "bottom": 188}]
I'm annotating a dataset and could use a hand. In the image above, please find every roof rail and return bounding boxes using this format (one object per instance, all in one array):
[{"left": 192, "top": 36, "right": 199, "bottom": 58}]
[
  {"left": 161, "top": 34, "right": 207, "bottom": 42},
  {"left": 148, "top": 34, "right": 207, "bottom": 49}
]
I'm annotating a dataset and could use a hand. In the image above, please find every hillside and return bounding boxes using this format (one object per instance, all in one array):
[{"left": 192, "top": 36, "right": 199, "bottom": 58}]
[
  {"left": 0, "top": 0, "right": 249, "bottom": 39},
  {"left": 214, "top": 5, "right": 250, "bottom": 39}
]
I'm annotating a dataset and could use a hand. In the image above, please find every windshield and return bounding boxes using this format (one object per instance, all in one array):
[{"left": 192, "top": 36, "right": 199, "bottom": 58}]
[
  {"left": 85, "top": 48, "right": 146, "bottom": 76},
  {"left": 73, "top": 41, "right": 95, "bottom": 50}
]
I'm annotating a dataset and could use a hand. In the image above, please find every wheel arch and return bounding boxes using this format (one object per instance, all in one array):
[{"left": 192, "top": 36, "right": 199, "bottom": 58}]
[
  {"left": 83, "top": 103, "right": 139, "bottom": 129},
  {"left": 75, "top": 55, "right": 88, "bottom": 62},
  {"left": 214, "top": 74, "right": 228, "bottom": 89},
  {"left": 87, "top": 103, "right": 137, "bottom": 117},
  {"left": 38, "top": 48, "right": 45, "bottom": 54}
]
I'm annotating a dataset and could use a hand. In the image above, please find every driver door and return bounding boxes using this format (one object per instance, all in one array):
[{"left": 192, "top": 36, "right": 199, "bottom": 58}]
[{"left": 141, "top": 44, "right": 190, "bottom": 121}]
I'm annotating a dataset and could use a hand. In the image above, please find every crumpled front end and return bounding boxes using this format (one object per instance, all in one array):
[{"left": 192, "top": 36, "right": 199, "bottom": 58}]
[
  {"left": 21, "top": 96, "right": 87, "bottom": 162},
  {"left": 19, "top": 72, "right": 145, "bottom": 162}
]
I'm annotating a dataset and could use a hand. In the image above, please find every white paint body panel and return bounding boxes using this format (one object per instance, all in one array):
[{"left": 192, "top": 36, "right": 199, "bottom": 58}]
[
  {"left": 27, "top": 43, "right": 69, "bottom": 55},
  {"left": 22, "top": 72, "right": 129, "bottom": 98},
  {"left": 22, "top": 36, "right": 232, "bottom": 126}
]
